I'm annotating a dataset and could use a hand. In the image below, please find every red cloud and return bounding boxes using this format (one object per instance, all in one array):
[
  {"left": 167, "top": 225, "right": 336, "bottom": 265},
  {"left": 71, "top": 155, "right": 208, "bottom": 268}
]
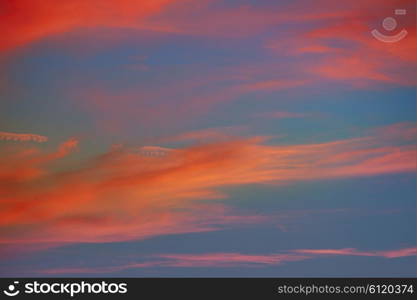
[
  {"left": 0, "top": 137, "right": 77, "bottom": 183},
  {"left": 4, "top": 1, "right": 412, "bottom": 135},
  {"left": 266, "top": 0, "right": 416, "bottom": 86},
  {"left": 0, "top": 131, "right": 48, "bottom": 142}
]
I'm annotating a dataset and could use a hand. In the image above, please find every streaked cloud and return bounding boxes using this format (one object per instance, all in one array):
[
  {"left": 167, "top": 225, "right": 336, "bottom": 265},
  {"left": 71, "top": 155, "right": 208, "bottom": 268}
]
[
  {"left": 1, "top": 0, "right": 415, "bottom": 276},
  {"left": 255, "top": 111, "right": 311, "bottom": 120},
  {"left": 0, "top": 122, "right": 414, "bottom": 251},
  {"left": 0, "top": 137, "right": 77, "bottom": 183},
  {"left": 0, "top": 131, "right": 48, "bottom": 143},
  {"left": 0, "top": 0, "right": 178, "bottom": 52},
  {"left": 38, "top": 246, "right": 415, "bottom": 274},
  {"left": 295, "top": 247, "right": 416, "bottom": 258}
]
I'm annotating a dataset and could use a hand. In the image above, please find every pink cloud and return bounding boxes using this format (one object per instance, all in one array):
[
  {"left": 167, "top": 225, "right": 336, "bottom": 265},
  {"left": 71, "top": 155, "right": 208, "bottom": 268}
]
[{"left": 255, "top": 111, "right": 310, "bottom": 119}]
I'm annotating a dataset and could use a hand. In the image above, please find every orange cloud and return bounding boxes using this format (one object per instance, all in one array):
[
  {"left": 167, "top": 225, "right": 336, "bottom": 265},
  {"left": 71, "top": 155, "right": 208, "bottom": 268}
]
[
  {"left": 265, "top": 0, "right": 416, "bottom": 86},
  {"left": 0, "top": 123, "right": 414, "bottom": 253},
  {"left": 0, "top": 137, "right": 271, "bottom": 249}
]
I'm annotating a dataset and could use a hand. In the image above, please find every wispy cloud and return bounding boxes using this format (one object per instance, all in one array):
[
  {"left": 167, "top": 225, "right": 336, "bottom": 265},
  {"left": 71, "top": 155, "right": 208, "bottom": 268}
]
[
  {"left": 0, "top": 122, "right": 414, "bottom": 251},
  {"left": 0, "top": 131, "right": 48, "bottom": 143},
  {"left": 265, "top": 0, "right": 415, "bottom": 87},
  {"left": 0, "top": 137, "right": 77, "bottom": 182},
  {"left": 255, "top": 111, "right": 311, "bottom": 119},
  {"left": 38, "top": 246, "right": 415, "bottom": 274},
  {"left": 2, "top": 0, "right": 415, "bottom": 277},
  {"left": 0, "top": 0, "right": 178, "bottom": 52},
  {"left": 294, "top": 247, "right": 416, "bottom": 258}
]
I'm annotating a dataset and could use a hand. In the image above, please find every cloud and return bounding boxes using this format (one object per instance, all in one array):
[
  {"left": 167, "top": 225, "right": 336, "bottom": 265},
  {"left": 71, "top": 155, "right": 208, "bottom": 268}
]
[
  {"left": 154, "top": 126, "right": 248, "bottom": 144},
  {"left": 373, "top": 122, "right": 417, "bottom": 142},
  {"left": 0, "top": 137, "right": 77, "bottom": 183},
  {"left": 38, "top": 246, "right": 415, "bottom": 274},
  {"left": 153, "top": 252, "right": 310, "bottom": 267},
  {"left": 0, "top": 136, "right": 271, "bottom": 248},
  {"left": 0, "top": 122, "right": 414, "bottom": 253},
  {"left": 0, "top": 131, "right": 48, "bottom": 143},
  {"left": 136, "top": 146, "right": 174, "bottom": 157},
  {"left": 265, "top": 0, "right": 416, "bottom": 86},
  {"left": 0, "top": 0, "right": 178, "bottom": 52},
  {"left": 38, "top": 253, "right": 311, "bottom": 274},
  {"left": 0, "top": 0, "right": 353, "bottom": 53},
  {"left": 4, "top": 0, "right": 414, "bottom": 90},
  {"left": 78, "top": 76, "right": 307, "bottom": 133},
  {"left": 294, "top": 247, "right": 416, "bottom": 258},
  {"left": 5, "top": 1, "right": 412, "bottom": 134},
  {"left": 255, "top": 111, "right": 310, "bottom": 120}
]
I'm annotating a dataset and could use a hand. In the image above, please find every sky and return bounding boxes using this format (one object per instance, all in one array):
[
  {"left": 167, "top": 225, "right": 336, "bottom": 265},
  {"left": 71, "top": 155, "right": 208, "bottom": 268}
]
[{"left": 0, "top": 0, "right": 415, "bottom": 277}]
